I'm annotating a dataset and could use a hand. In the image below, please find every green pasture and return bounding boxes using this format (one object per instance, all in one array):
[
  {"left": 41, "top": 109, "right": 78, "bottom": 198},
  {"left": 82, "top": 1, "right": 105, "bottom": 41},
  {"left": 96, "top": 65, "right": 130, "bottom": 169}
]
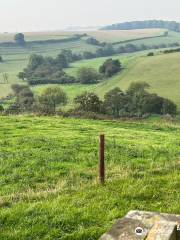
[{"left": 0, "top": 116, "right": 179, "bottom": 239}]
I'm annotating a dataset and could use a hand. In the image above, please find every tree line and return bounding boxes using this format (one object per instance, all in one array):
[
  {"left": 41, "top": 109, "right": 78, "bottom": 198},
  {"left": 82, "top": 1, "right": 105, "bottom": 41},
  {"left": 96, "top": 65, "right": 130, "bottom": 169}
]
[
  {"left": 102, "top": 20, "right": 180, "bottom": 32},
  {"left": 18, "top": 55, "right": 122, "bottom": 85},
  {"left": 2, "top": 82, "right": 177, "bottom": 117}
]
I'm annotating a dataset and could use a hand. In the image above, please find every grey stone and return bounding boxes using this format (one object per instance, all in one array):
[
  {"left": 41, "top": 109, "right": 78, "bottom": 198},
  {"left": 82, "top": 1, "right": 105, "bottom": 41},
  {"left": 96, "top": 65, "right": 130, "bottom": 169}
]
[{"left": 99, "top": 210, "right": 180, "bottom": 240}]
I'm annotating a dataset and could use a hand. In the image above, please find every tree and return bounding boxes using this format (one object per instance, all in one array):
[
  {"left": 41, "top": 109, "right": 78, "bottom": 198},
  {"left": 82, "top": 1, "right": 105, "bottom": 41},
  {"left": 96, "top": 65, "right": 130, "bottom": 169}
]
[
  {"left": 14, "top": 33, "right": 25, "bottom": 45},
  {"left": 147, "top": 52, "right": 154, "bottom": 56},
  {"left": 10, "top": 84, "right": 34, "bottom": 112},
  {"left": 86, "top": 37, "right": 101, "bottom": 46},
  {"left": 0, "top": 56, "right": 3, "bottom": 62},
  {"left": 18, "top": 72, "right": 26, "bottom": 81},
  {"left": 39, "top": 87, "right": 67, "bottom": 113},
  {"left": 0, "top": 105, "right": 4, "bottom": 113},
  {"left": 104, "top": 87, "right": 127, "bottom": 117},
  {"left": 99, "top": 58, "right": 122, "bottom": 77},
  {"left": 83, "top": 51, "right": 96, "bottom": 59},
  {"left": 74, "top": 92, "right": 102, "bottom": 113},
  {"left": 162, "top": 98, "right": 177, "bottom": 115},
  {"left": 55, "top": 54, "right": 68, "bottom": 68},
  {"left": 77, "top": 67, "right": 100, "bottom": 84}
]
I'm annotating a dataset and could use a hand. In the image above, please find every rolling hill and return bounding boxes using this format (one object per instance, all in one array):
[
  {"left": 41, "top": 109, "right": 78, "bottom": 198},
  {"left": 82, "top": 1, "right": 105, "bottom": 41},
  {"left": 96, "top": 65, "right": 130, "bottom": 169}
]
[{"left": 0, "top": 29, "right": 180, "bottom": 112}]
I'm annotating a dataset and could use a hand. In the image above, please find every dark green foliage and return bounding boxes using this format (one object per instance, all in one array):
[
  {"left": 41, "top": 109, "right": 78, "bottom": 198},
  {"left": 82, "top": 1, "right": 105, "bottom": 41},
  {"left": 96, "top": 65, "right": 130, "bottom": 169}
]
[
  {"left": 86, "top": 37, "right": 101, "bottom": 46},
  {"left": 104, "top": 87, "right": 127, "bottom": 117},
  {"left": 37, "top": 87, "right": 67, "bottom": 114},
  {"left": 7, "top": 84, "right": 34, "bottom": 113},
  {"left": 83, "top": 51, "right": 96, "bottom": 59},
  {"left": 20, "top": 53, "right": 76, "bottom": 85},
  {"left": 0, "top": 105, "right": 4, "bottom": 112},
  {"left": 96, "top": 44, "right": 115, "bottom": 57},
  {"left": 14, "top": 33, "right": 25, "bottom": 45},
  {"left": 102, "top": 20, "right": 180, "bottom": 32},
  {"left": 147, "top": 52, "right": 154, "bottom": 56},
  {"left": 0, "top": 55, "right": 3, "bottom": 62},
  {"left": 162, "top": 98, "right": 177, "bottom": 115},
  {"left": 163, "top": 48, "right": 180, "bottom": 54},
  {"left": 103, "top": 82, "right": 177, "bottom": 117},
  {"left": 99, "top": 58, "right": 122, "bottom": 77},
  {"left": 17, "top": 72, "right": 26, "bottom": 81},
  {"left": 77, "top": 67, "right": 101, "bottom": 84},
  {"left": 74, "top": 92, "right": 102, "bottom": 113}
]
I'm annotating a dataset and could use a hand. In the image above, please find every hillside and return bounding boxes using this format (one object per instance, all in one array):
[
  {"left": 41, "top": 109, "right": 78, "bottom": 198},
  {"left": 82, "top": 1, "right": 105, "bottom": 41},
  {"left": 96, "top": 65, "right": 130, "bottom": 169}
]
[
  {"left": 0, "top": 116, "right": 179, "bottom": 239},
  {"left": 0, "top": 30, "right": 180, "bottom": 112},
  {"left": 57, "top": 51, "right": 180, "bottom": 110}
]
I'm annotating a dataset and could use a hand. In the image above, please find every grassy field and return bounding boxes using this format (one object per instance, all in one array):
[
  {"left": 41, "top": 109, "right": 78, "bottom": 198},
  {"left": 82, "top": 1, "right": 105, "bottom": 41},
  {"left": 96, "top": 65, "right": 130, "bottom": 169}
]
[
  {"left": 115, "top": 30, "right": 180, "bottom": 47},
  {"left": 0, "top": 116, "right": 179, "bottom": 239},
  {"left": 85, "top": 29, "right": 164, "bottom": 43},
  {"left": 0, "top": 31, "right": 80, "bottom": 42}
]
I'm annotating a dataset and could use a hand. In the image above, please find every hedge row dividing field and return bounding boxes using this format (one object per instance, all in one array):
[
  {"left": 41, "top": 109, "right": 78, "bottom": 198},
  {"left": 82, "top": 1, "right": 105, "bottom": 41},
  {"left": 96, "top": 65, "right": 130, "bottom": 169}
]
[{"left": 0, "top": 116, "right": 179, "bottom": 239}]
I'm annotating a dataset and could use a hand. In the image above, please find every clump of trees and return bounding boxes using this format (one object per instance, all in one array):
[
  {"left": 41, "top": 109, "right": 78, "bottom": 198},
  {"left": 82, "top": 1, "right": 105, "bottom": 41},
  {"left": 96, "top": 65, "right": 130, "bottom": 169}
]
[
  {"left": 86, "top": 37, "right": 104, "bottom": 46},
  {"left": 18, "top": 53, "right": 76, "bottom": 85},
  {"left": 102, "top": 20, "right": 180, "bottom": 32},
  {"left": 14, "top": 33, "right": 25, "bottom": 45},
  {"left": 5, "top": 84, "right": 67, "bottom": 115},
  {"left": 99, "top": 58, "right": 122, "bottom": 77},
  {"left": 77, "top": 67, "right": 101, "bottom": 84},
  {"left": 74, "top": 82, "right": 177, "bottom": 117},
  {"left": 6, "top": 84, "right": 34, "bottom": 114}
]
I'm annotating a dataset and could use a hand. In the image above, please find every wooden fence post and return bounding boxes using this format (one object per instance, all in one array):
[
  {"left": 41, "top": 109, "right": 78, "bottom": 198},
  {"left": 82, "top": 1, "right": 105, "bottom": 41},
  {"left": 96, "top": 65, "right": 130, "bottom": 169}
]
[{"left": 99, "top": 134, "right": 105, "bottom": 184}]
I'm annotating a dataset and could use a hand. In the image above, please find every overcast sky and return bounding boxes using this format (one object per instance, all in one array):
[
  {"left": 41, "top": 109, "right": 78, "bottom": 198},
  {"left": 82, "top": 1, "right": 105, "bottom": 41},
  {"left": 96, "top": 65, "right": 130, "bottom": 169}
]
[{"left": 1, "top": 0, "right": 180, "bottom": 32}]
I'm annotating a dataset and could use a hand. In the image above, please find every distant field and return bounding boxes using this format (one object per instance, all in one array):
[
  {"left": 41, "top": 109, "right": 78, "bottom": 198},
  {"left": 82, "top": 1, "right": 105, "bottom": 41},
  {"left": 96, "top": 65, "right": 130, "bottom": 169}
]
[
  {"left": 87, "top": 28, "right": 165, "bottom": 43},
  {"left": 0, "top": 31, "right": 79, "bottom": 42},
  {"left": 0, "top": 29, "right": 164, "bottom": 43},
  {"left": 115, "top": 31, "right": 180, "bottom": 48},
  {"left": 0, "top": 116, "right": 179, "bottom": 239}
]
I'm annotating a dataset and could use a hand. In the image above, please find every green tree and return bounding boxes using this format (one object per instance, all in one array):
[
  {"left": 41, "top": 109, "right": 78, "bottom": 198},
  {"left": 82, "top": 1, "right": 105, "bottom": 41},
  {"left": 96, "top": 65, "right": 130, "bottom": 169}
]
[
  {"left": 74, "top": 92, "right": 102, "bottom": 113},
  {"left": 10, "top": 84, "right": 34, "bottom": 112},
  {"left": 14, "top": 33, "right": 25, "bottom": 45},
  {"left": 77, "top": 67, "right": 100, "bottom": 84},
  {"left": 104, "top": 87, "right": 127, "bottom": 117},
  {"left": 39, "top": 87, "right": 67, "bottom": 113},
  {"left": 162, "top": 98, "right": 177, "bottom": 115},
  {"left": 0, "top": 56, "right": 3, "bottom": 62},
  {"left": 18, "top": 72, "right": 26, "bottom": 81},
  {"left": 99, "top": 58, "right": 122, "bottom": 77}
]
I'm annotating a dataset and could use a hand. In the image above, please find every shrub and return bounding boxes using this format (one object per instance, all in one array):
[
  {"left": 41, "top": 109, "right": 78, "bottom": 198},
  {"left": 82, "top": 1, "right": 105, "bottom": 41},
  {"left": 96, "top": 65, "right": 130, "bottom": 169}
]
[
  {"left": 99, "top": 58, "right": 122, "bottom": 77},
  {"left": 74, "top": 92, "right": 102, "bottom": 113},
  {"left": 77, "top": 67, "right": 101, "bottom": 84}
]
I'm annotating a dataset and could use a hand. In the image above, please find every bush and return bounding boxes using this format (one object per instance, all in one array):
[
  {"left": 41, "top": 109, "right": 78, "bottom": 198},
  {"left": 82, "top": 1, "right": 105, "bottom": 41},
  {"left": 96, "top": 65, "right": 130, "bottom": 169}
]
[
  {"left": 147, "top": 52, "right": 154, "bottom": 56},
  {"left": 99, "top": 58, "right": 122, "bottom": 77},
  {"left": 37, "top": 87, "right": 67, "bottom": 114},
  {"left": 77, "top": 67, "right": 101, "bottom": 84},
  {"left": 74, "top": 92, "right": 102, "bottom": 113}
]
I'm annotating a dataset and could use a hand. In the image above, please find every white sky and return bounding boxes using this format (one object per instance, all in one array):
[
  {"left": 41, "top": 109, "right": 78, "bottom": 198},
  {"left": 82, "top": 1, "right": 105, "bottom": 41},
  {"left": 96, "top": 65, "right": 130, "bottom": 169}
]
[{"left": 0, "top": 0, "right": 180, "bottom": 32}]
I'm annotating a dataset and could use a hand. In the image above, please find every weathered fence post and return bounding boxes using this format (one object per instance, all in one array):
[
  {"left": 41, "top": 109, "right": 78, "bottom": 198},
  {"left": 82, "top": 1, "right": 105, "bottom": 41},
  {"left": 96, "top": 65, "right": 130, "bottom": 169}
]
[{"left": 99, "top": 134, "right": 105, "bottom": 184}]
